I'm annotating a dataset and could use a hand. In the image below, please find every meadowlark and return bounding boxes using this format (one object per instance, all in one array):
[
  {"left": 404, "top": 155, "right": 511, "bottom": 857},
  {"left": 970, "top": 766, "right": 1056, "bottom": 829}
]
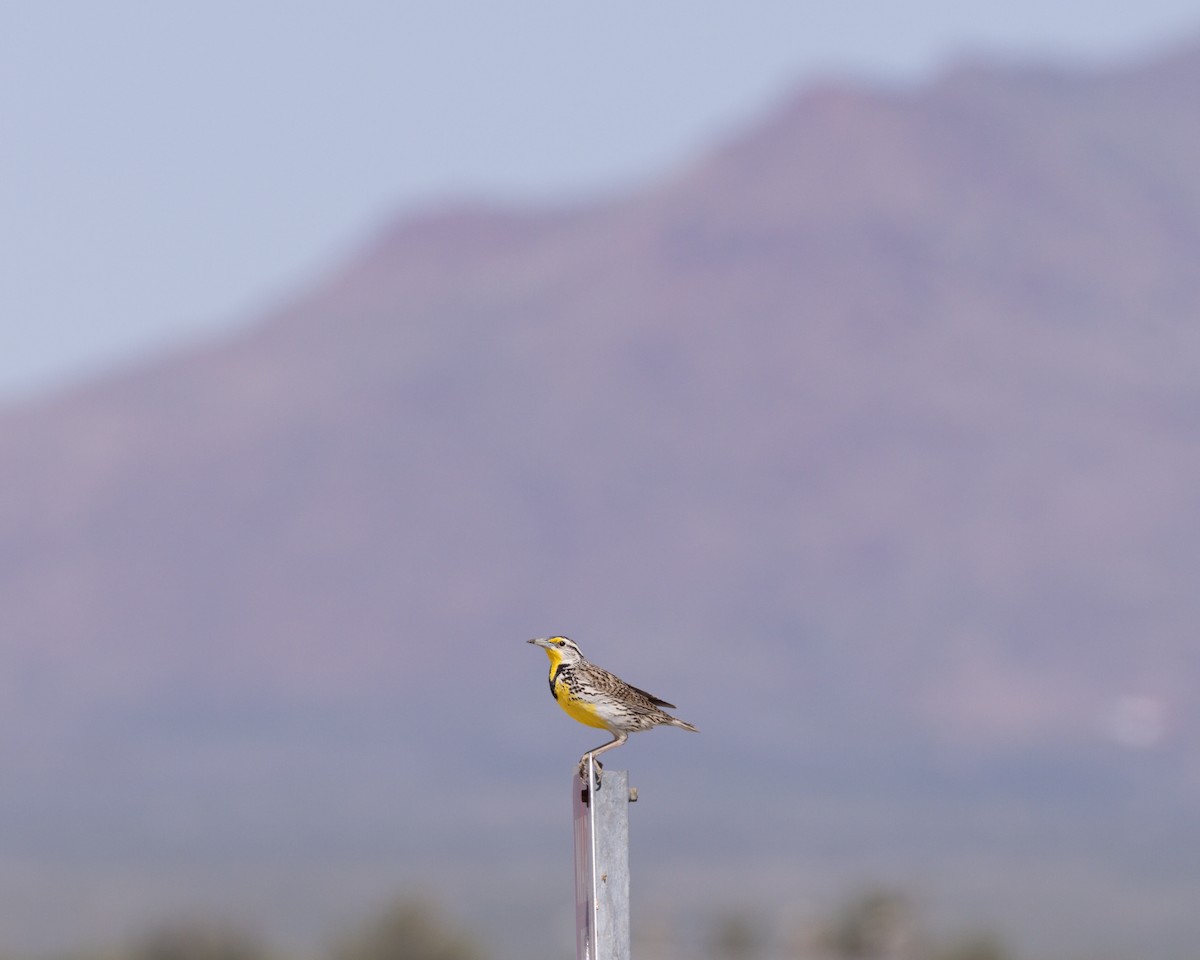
[{"left": 527, "top": 636, "right": 698, "bottom": 779}]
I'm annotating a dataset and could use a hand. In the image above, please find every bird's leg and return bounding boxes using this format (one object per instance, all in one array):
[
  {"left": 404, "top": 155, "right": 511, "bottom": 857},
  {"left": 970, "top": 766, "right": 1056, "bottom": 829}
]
[{"left": 577, "top": 732, "right": 628, "bottom": 788}]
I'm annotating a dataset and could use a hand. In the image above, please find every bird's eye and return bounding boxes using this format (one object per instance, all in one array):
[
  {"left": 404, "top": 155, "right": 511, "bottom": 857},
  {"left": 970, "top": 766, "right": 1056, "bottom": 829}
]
[{"left": 554, "top": 639, "right": 565, "bottom": 645}]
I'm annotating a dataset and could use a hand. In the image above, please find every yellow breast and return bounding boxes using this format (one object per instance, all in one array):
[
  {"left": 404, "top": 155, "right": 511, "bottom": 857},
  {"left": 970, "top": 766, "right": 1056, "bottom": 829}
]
[{"left": 552, "top": 675, "right": 611, "bottom": 730}]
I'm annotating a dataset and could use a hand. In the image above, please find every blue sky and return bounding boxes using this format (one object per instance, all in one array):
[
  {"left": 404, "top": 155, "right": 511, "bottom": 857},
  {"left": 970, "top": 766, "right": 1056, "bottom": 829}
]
[{"left": 2, "top": 1, "right": 1197, "bottom": 400}]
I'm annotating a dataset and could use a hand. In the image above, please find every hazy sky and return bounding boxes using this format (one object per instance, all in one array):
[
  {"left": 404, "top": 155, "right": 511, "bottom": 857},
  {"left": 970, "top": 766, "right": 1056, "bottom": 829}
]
[{"left": 2, "top": 2, "right": 1197, "bottom": 401}]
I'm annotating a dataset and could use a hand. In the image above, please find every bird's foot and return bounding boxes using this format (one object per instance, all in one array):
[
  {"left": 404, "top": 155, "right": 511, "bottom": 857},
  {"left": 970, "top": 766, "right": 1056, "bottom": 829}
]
[{"left": 577, "top": 755, "right": 604, "bottom": 789}]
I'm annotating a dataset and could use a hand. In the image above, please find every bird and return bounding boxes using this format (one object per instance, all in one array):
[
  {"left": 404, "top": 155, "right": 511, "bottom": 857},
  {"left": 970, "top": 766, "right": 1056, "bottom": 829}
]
[{"left": 527, "top": 635, "right": 697, "bottom": 780}]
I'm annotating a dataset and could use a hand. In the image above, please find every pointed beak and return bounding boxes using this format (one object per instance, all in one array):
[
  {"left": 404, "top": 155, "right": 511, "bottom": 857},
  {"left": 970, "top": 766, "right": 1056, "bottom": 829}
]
[{"left": 527, "top": 637, "right": 548, "bottom": 647}]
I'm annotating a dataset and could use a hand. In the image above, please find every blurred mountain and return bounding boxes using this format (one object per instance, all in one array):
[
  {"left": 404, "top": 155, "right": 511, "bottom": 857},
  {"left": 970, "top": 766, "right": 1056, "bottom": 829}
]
[{"left": 4, "top": 36, "right": 1200, "bottom": 960}]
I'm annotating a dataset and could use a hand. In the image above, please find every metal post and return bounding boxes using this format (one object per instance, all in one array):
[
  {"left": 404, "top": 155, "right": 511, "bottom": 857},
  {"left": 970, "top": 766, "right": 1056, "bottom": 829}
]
[{"left": 573, "top": 756, "right": 635, "bottom": 960}]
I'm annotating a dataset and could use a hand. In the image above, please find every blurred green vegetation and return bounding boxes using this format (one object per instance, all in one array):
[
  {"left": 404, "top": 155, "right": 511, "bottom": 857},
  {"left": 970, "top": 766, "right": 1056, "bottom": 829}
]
[
  {"left": 823, "top": 889, "right": 916, "bottom": 958},
  {"left": 330, "top": 901, "right": 482, "bottom": 960},
  {"left": 12, "top": 889, "right": 1010, "bottom": 960},
  {"left": 130, "top": 926, "right": 267, "bottom": 960},
  {"left": 36, "top": 901, "right": 482, "bottom": 960},
  {"left": 702, "top": 888, "right": 1012, "bottom": 960}
]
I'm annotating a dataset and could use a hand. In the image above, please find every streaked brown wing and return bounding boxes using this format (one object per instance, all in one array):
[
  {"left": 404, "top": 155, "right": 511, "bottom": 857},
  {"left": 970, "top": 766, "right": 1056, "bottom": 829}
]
[{"left": 628, "top": 683, "right": 675, "bottom": 709}]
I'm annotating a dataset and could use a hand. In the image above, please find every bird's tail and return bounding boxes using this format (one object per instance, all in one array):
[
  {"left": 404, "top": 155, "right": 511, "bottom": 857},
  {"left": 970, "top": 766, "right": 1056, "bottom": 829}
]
[{"left": 668, "top": 716, "right": 698, "bottom": 733}]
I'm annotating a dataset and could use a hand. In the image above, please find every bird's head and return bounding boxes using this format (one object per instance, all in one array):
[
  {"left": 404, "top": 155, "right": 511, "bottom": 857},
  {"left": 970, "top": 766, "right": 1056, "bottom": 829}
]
[{"left": 527, "top": 635, "right": 584, "bottom": 666}]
